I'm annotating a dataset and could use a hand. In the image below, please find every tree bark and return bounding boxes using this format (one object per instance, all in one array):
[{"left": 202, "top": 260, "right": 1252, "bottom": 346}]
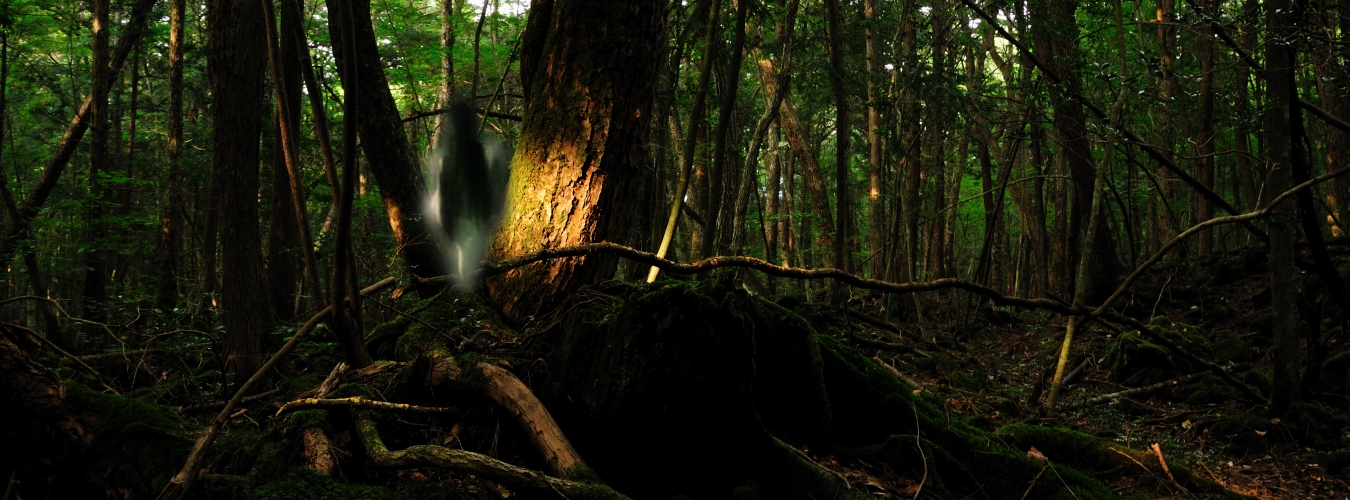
[
  {"left": 1317, "top": 2, "right": 1350, "bottom": 232},
  {"left": 325, "top": 0, "right": 445, "bottom": 281},
  {"left": 209, "top": 0, "right": 272, "bottom": 389},
  {"left": 1265, "top": 0, "right": 1300, "bottom": 416},
  {"left": 430, "top": 0, "right": 462, "bottom": 152},
  {"left": 153, "top": 0, "right": 185, "bottom": 312},
  {"left": 82, "top": 0, "right": 112, "bottom": 335},
  {"left": 826, "top": 0, "right": 850, "bottom": 285},
  {"left": 487, "top": 0, "right": 667, "bottom": 323},
  {"left": 758, "top": 59, "right": 835, "bottom": 266},
  {"left": 703, "top": 0, "right": 749, "bottom": 259},
  {"left": 864, "top": 0, "right": 884, "bottom": 280},
  {"left": 1195, "top": 0, "right": 1215, "bottom": 255}
]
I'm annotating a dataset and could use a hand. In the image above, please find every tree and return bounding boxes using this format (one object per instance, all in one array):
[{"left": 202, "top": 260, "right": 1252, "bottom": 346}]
[
  {"left": 326, "top": 0, "right": 446, "bottom": 283},
  {"left": 208, "top": 0, "right": 271, "bottom": 389},
  {"left": 486, "top": 0, "right": 667, "bottom": 323}
]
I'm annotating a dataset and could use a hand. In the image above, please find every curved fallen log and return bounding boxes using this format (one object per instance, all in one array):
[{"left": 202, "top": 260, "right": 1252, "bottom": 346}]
[
  {"left": 424, "top": 353, "right": 590, "bottom": 479},
  {"left": 356, "top": 415, "right": 627, "bottom": 499}
]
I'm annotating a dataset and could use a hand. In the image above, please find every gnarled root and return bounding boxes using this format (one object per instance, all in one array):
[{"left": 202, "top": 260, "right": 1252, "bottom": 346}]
[
  {"left": 424, "top": 354, "right": 589, "bottom": 479},
  {"left": 356, "top": 415, "right": 627, "bottom": 499}
]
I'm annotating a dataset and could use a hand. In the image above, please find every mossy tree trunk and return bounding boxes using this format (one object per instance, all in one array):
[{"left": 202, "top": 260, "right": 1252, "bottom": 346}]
[{"left": 486, "top": 0, "right": 667, "bottom": 322}]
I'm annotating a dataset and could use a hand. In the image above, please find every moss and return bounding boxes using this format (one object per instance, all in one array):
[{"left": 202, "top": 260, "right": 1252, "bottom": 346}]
[
  {"left": 64, "top": 385, "right": 197, "bottom": 496},
  {"left": 1280, "top": 402, "right": 1346, "bottom": 451},
  {"left": 1243, "top": 370, "right": 1271, "bottom": 398},
  {"left": 996, "top": 423, "right": 1245, "bottom": 498},
  {"left": 1320, "top": 350, "right": 1350, "bottom": 393},
  {"left": 1185, "top": 374, "right": 1243, "bottom": 405},
  {"left": 392, "top": 286, "right": 515, "bottom": 361},
  {"left": 248, "top": 468, "right": 390, "bottom": 500},
  {"left": 1207, "top": 412, "right": 1272, "bottom": 456},
  {"left": 1104, "top": 321, "right": 1213, "bottom": 386}
]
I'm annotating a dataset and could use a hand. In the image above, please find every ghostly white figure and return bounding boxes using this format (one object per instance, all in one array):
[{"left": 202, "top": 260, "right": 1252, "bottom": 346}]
[{"left": 423, "top": 102, "right": 511, "bottom": 282}]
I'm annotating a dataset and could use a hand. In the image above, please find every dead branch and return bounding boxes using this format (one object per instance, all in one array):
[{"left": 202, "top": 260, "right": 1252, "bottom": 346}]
[
  {"left": 355, "top": 415, "right": 628, "bottom": 499},
  {"left": 1072, "top": 364, "right": 1250, "bottom": 407},
  {"left": 175, "top": 388, "right": 281, "bottom": 414},
  {"left": 276, "top": 396, "right": 455, "bottom": 416},
  {"left": 0, "top": 295, "right": 124, "bottom": 347}
]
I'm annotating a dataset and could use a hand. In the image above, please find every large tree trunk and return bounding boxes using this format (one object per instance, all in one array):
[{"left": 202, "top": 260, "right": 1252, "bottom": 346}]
[
  {"left": 1265, "top": 0, "right": 1300, "bottom": 416},
  {"left": 325, "top": 0, "right": 444, "bottom": 281},
  {"left": 486, "top": 0, "right": 667, "bottom": 323},
  {"left": 826, "top": 0, "right": 850, "bottom": 284},
  {"left": 209, "top": 0, "right": 272, "bottom": 390},
  {"left": 153, "top": 0, "right": 186, "bottom": 312}
]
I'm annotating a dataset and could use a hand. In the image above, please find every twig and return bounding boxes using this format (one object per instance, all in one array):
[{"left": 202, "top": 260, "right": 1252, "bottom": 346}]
[
  {"left": 1019, "top": 465, "right": 1047, "bottom": 500},
  {"left": 276, "top": 396, "right": 456, "bottom": 417},
  {"left": 873, "top": 356, "right": 924, "bottom": 391},
  {"left": 1151, "top": 443, "right": 1188, "bottom": 493}
]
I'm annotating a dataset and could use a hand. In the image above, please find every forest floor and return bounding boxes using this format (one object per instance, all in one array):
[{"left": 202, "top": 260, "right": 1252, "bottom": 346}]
[{"left": 822, "top": 246, "right": 1350, "bottom": 499}]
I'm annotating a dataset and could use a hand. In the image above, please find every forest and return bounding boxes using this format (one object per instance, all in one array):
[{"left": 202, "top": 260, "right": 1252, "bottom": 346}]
[{"left": 2, "top": 0, "right": 1349, "bottom": 497}]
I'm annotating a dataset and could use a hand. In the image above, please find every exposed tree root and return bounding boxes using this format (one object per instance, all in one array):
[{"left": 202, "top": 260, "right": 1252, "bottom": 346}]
[
  {"left": 301, "top": 427, "right": 337, "bottom": 475},
  {"left": 355, "top": 415, "right": 628, "bottom": 500},
  {"left": 423, "top": 353, "right": 590, "bottom": 479}
]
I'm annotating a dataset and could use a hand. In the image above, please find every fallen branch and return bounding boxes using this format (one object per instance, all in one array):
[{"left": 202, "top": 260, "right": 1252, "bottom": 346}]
[
  {"left": 276, "top": 396, "right": 455, "bottom": 416},
  {"left": 1072, "top": 364, "right": 1250, "bottom": 407},
  {"left": 70, "top": 342, "right": 212, "bottom": 362},
  {"left": 355, "top": 415, "right": 628, "bottom": 499}
]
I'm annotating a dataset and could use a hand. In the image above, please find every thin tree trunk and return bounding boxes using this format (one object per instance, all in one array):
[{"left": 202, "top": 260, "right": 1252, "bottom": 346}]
[
  {"left": 826, "top": 0, "right": 849, "bottom": 285},
  {"left": 758, "top": 60, "right": 835, "bottom": 266},
  {"left": 864, "top": 0, "right": 884, "bottom": 280},
  {"left": 329, "top": 0, "right": 372, "bottom": 369},
  {"left": 703, "top": 0, "right": 749, "bottom": 259},
  {"left": 431, "top": 0, "right": 462, "bottom": 152},
  {"left": 1195, "top": 0, "right": 1215, "bottom": 254},
  {"left": 1317, "top": 1, "right": 1350, "bottom": 231},
  {"left": 264, "top": 0, "right": 324, "bottom": 318},
  {"left": 154, "top": 0, "right": 185, "bottom": 313},
  {"left": 326, "top": 0, "right": 445, "bottom": 281},
  {"left": 648, "top": 0, "right": 718, "bottom": 282},
  {"left": 83, "top": 0, "right": 112, "bottom": 334}
]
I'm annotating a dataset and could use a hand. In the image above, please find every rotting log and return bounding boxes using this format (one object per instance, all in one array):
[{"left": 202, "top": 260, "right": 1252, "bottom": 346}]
[
  {"left": 424, "top": 354, "right": 589, "bottom": 479},
  {"left": 356, "top": 415, "right": 628, "bottom": 499}
]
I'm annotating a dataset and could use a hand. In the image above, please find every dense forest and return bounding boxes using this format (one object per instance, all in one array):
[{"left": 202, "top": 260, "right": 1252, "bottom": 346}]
[{"left": 3, "top": 0, "right": 1350, "bottom": 497}]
